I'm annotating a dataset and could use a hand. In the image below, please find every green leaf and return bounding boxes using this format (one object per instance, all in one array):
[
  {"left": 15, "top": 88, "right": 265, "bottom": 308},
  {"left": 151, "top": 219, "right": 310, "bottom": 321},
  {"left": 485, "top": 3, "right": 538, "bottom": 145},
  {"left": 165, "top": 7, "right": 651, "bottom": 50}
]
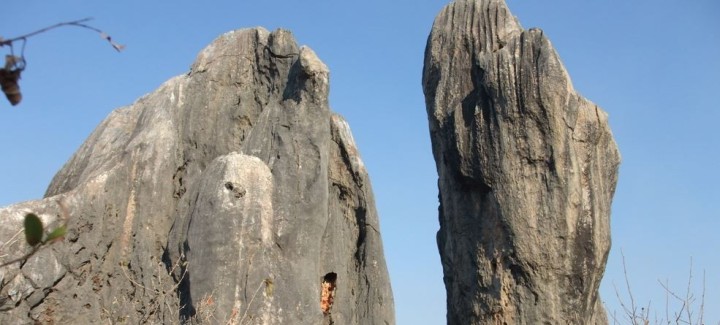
[
  {"left": 24, "top": 213, "right": 44, "bottom": 246},
  {"left": 46, "top": 225, "right": 67, "bottom": 242}
]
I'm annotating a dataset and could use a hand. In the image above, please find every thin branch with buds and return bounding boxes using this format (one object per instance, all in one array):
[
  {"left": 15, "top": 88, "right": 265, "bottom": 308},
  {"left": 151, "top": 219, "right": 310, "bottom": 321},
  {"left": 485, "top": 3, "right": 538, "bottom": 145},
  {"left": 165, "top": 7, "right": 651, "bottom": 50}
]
[{"left": 0, "top": 18, "right": 125, "bottom": 52}]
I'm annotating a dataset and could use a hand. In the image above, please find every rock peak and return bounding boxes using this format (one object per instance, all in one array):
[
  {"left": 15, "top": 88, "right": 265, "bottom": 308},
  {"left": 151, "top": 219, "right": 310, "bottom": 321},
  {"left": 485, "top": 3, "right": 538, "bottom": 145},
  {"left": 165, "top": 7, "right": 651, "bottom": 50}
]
[
  {"left": 1, "top": 27, "right": 394, "bottom": 324},
  {"left": 424, "top": 0, "right": 620, "bottom": 324}
]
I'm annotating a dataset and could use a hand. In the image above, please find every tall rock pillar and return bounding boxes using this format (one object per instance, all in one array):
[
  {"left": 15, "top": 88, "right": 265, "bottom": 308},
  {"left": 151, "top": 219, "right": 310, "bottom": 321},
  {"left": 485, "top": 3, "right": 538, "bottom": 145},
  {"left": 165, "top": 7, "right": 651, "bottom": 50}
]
[{"left": 422, "top": 0, "right": 621, "bottom": 324}]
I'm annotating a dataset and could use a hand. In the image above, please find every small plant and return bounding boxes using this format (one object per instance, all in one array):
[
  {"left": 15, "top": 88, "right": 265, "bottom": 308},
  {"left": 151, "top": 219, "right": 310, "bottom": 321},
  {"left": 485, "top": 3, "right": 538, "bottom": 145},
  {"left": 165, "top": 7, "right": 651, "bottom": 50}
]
[
  {"left": 188, "top": 277, "right": 274, "bottom": 325},
  {"left": 0, "top": 201, "right": 68, "bottom": 268},
  {"left": 118, "top": 258, "right": 187, "bottom": 323}
]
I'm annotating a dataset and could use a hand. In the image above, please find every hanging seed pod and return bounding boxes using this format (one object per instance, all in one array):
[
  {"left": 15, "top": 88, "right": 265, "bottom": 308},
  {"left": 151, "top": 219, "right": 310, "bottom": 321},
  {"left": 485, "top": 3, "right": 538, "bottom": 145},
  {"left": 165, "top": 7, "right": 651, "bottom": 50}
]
[{"left": 0, "top": 68, "right": 22, "bottom": 106}]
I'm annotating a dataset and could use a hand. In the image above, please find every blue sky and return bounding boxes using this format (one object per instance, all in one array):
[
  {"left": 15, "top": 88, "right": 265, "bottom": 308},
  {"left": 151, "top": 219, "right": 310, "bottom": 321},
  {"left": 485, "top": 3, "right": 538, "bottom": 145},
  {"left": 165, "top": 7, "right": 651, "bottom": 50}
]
[{"left": 2, "top": 1, "right": 718, "bottom": 323}]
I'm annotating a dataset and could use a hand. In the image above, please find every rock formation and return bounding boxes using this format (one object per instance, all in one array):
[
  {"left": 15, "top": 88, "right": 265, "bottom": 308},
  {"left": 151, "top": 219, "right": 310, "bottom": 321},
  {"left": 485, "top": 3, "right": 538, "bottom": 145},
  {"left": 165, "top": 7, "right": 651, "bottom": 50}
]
[
  {"left": 422, "top": 0, "right": 620, "bottom": 324},
  {"left": 0, "top": 28, "right": 394, "bottom": 324}
]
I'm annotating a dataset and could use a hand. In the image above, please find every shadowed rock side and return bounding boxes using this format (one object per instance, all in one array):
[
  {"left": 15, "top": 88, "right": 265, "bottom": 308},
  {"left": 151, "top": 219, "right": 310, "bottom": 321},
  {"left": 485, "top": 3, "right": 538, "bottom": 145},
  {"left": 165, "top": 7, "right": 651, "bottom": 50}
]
[
  {"left": 423, "top": 0, "right": 620, "bottom": 324},
  {"left": 0, "top": 28, "right": 393, "bottom": 324}
]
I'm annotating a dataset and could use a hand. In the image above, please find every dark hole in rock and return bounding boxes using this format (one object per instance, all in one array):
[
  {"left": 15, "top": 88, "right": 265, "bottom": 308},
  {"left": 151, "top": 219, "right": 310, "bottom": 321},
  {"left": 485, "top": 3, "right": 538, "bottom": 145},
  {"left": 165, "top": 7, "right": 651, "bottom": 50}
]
[
  {"left": 321, "top": 272, "right": 337, "bottom": 315},
  {"left": 224, "top": 182, "right": 246, "bottom": 198}
]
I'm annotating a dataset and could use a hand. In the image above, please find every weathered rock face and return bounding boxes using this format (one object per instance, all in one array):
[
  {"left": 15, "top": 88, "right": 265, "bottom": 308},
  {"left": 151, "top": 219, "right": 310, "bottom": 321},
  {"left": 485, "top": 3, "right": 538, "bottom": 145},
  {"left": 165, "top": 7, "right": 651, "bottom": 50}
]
[
  {"left": 423, "top": 0, "right": 620, "bottom": 324},
  {"left": 0, "top": 27, "right": 394, "bottom": 324}
]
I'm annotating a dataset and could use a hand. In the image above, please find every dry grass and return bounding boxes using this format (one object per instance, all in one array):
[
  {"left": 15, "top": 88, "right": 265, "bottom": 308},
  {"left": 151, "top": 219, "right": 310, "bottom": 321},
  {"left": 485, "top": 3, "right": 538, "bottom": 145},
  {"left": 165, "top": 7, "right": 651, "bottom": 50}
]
[
  {"left": 611, "top": 251, "right": 716, "bottom": 325},
  {"left": 188, "top": 277, "right": 272, "bottom": 325}
]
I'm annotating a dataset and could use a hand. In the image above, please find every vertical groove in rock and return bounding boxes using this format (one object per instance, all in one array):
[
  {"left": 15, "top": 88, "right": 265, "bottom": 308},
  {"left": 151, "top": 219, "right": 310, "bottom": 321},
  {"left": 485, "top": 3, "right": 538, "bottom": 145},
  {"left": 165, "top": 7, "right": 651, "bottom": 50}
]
[{"left": 423, "top": 0, "right": 620, "bottom": 324}]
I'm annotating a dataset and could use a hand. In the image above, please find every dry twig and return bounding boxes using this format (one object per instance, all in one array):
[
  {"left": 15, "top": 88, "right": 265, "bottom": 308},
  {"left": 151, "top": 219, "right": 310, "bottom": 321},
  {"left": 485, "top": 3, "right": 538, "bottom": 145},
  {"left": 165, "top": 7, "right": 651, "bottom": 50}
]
[{"left": 1, "top": 18, "right": 123, "bottom": 105}]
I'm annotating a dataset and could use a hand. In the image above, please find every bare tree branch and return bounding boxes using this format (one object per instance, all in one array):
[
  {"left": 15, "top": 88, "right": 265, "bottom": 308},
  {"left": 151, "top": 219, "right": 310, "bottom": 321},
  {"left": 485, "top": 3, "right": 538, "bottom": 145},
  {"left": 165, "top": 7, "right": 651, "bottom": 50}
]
[
  {"left": 1, "top": 18, "right": 123, "bottom": 106},
  {"left": 0, "top": 18, "right": 124, "bottom": 52}
]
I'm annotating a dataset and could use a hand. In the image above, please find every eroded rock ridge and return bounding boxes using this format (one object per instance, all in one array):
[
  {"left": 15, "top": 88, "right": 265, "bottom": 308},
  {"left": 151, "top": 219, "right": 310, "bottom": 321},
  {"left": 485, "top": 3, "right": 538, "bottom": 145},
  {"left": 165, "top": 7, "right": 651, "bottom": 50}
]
[
  {"left": 423, "top": 0, "right": 620, "bottom": 324},
  {"left": 0, "top": 28, "right": 394, "bottom": 324}
]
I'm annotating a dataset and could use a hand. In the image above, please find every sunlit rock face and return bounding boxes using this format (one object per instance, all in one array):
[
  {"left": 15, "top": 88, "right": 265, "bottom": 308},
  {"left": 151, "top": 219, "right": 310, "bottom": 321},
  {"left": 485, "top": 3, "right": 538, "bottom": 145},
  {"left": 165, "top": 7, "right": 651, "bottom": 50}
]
[
  {"left": 423, "top": 0, "right": 620, "bottom": 324},
  {"left": 0, "top": 28, "right": 394, "bottom": 325}
]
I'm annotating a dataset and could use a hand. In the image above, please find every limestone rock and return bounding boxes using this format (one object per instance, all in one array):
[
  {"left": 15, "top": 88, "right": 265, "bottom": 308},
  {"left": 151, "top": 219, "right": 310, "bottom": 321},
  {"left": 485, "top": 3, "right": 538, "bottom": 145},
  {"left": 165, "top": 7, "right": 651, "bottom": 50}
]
[
  {"left": 0, "top": 27, "right": 394, "bottom": 324},
  {"left": 422, "top": 0, "right": 620, "bottom": 324}
]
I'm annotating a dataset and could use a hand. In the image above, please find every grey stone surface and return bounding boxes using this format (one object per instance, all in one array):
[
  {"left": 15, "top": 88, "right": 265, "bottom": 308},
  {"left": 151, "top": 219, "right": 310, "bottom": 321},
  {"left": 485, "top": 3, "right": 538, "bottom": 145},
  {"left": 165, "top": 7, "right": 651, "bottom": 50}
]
[
  {"left": 0, "top": 27, "right": 394, "bottom": 324},
  {"left": 423, "top": 0, "right": 621, "bottom": 324}
]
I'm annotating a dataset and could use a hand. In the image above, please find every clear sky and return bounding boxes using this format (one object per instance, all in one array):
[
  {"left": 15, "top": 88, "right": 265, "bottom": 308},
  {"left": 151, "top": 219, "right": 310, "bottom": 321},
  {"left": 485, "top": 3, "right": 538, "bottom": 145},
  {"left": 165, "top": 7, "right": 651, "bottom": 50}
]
[{"left": 2, "top": 1, "right": 718, "bottom": 324}]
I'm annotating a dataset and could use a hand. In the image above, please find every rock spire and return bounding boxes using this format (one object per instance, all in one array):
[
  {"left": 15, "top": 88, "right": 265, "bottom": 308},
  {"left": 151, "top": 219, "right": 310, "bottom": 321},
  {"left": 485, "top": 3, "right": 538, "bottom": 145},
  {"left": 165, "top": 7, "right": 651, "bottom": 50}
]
[{"left": 423, "top": 0, "right": 621, "bottom": 323}]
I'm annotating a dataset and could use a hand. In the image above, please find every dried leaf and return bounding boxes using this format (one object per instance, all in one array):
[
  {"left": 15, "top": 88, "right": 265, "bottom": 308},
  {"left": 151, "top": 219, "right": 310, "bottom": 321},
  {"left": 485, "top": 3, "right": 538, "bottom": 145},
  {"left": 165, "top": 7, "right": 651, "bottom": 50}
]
[
  {"left": 24, "top": 213, "right": 44, "bottom": 246},
  {"left": 5, "top": 55, "right": 16, "bottom": 70},
  {"left": 0, "top": 68, "right": 22, "bottom": 105}
]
